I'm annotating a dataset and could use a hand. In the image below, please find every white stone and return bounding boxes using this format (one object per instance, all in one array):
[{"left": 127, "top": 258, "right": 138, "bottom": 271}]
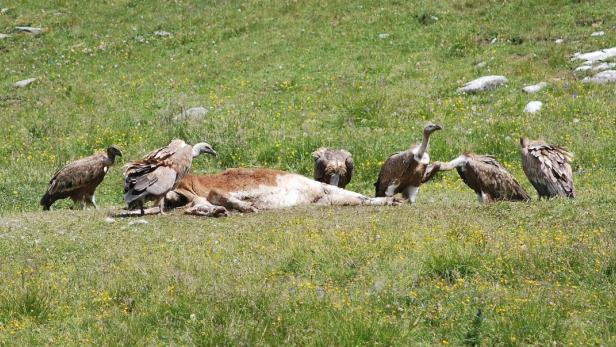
[
  {"left": 14, "top": 78, "right": 36, "bottom": 88},
  {"left": 524, "top": 101, "right": 543, "bottom": 113},
  {"left": 378, "top": 33, "right": 390, "bottom": 39},
  {"left": 458, "top": 75, "right": 508, "bottom": 94},
  {"left": 574, "top": 65, "right": 593, "bottom": 72},
  {"left": 572, "top": 47, "right": 616, "bottom": 64},
  {"left": 0, "top": 33, "right": 8, "bottom": 39},
  {"left": 591, "top": 31, "right": 605, "bottom": 37},
  {"left": 128, "top": 219, "right": 149, "bottom": 225},
  {"left": 592, "top": 62, "right": 616, "bottom": 71},
  {"left": 1, "top": 8, "right": 8, "bottom": 14},
  {"left": 555, "top": 39, "right": 564, "bottom": 44},
  {"left": 174, "top": 106, "right": 210, "bottom": 121},
  {"left": 582, "top": 70, "right": 616, "bottom": 84},
  {"left": 154, "top": 30, "right": 172, "bottom": 37},
  {"left": 104, "top": 217, "right": 116, "bottom": 223},
  {"left": 522, "top": 82, "right": 547, "bottom": 94},
  {"left": 475, "top": 61, "right": 487, "bottom": 68},
  {"left": 15, "top": 26, "right": 43, "bottom": 35}
]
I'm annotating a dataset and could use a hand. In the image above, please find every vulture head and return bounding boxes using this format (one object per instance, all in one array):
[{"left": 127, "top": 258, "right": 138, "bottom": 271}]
[
  {"left": 192, "top": 142, "right": 217, "bottom": 157},
  {"left": 106, "top": 145, "right": 123, "bottom": 159},
  {"left": 423, "top": 123, "right": 443, "bottom": 135}
]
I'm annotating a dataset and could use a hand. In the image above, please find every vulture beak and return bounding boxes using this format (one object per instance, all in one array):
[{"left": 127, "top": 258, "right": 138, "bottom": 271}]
[
  {"left": 434, "top": 124, "right": 443, "bottom": 131},
  {"left": 204, "top": 146, "right": 217, "bottom": 157}
]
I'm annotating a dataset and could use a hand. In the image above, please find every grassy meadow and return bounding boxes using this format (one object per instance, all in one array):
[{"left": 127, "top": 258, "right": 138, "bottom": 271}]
[{"left": 1, "top": 0, "right": 616, "bottom": 344}]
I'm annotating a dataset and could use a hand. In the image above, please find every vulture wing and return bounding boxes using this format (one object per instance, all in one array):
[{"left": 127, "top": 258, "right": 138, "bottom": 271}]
[
  {"left": 124, "top": 166, "right": 177, "bottom": 204},
  {"left": 44, "top": 153, "right": 108, "bottom": 199},
  {"left": 375, "top": 150, "right": 415, "bottom": 196},
  {"left": 464, "top": 154, "right": 530, "bottom": 201},
  {"left": 522, "top": 143, "right": 574, "bottom": 198}
]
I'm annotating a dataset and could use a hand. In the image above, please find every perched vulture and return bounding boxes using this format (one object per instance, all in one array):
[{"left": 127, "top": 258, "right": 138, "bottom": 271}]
[
  {"left": 312, "top": 148, "right": 354, "bottom": 188},
  {"left": 374, "top": 123, "right": 442, "bottom": 202},
  {"left": 40, "top": 145, "right": 123, "bottom": 210},
  {"left": 123, "top": 139, "right": 216, "bottom": 214},
  {"left": 520, "top": 137, "right": 575, "bottom": 198},
  {"left": 436, "top": 153, "right": 530, "bottom": 202}
]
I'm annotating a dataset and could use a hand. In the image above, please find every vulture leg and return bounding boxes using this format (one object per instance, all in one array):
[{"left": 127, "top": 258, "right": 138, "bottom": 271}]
[
  {"left": 402, "top": 186, "right": 420, "bottom": 203},
  {"left": 207, "top": 189, "right": 258, "bottom": 213},
  {"left": 476, "top": 193, "right": 484, "bottom": 203},
  {"left": 157, "top": 198, "right": 166, "bottom": 215},
  {"left": 87, "top": 194, "right": 99, "bottom": 209}
]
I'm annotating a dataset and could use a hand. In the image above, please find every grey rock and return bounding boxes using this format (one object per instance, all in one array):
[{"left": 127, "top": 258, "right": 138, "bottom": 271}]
[
  {"left": 524, "top": 101, "right": 543, "bottom": 113},
  {"left": 0, "top": 33, "right": 8, "bottom": 39},
  {"left": 475, "top": 61, "right": 487, "bottom": 68},
  {"left": 154, "top": 30, "right": 172, "bottom": 37},
  {"left": 582, "top": 70, "right": 616, "bottom": 84},
  {"left": 1, "top": 8, "right": 8, "bottom": 14},
  {"left": 174, "top": 106, "right": 210, "bottom": 121},
  {"left": 378, "top": 33, "right": 390, "bottom": 39},
  {"left": 458, "top": 75, "right": 508, "bottom": 94},
  {"left": 16, "top": 26, "right": 43, "bottom": 35},
  {"left": 591, "top": 31, "right": 605, "bottom": 37},
  {"left": 572, "top": 47, "right": 616, "bottom": 64},
  {"left": 104, "top": 217, "right": 116, "bottom": 223},
  {"left": 522, "top": 82, "right": 547, "bottom": 94},
  {"left": 555, "top": 38, "right": 564, "bottom": 44},
  {"left": 592, "top": 62, "right": 616, "bottom": 71},
  {"left": 14, "top": 78, "right": 36, "bottom": 88},
  {"left": 128, "top": 219, "right": 149, "bottom": 226}
]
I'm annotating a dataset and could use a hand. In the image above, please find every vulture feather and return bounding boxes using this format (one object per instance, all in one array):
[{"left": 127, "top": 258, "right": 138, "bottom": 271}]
[
  {"left": 40, "top": 145, "right": 123, "bottom": 210},
  {"left": 374, "top": 123, "right": 442, "bottom": 202},
  {"left": 437, "top": 153, "right": 530, "bottom": 202},
  {"left": 520, "top": 137, "right": 575, "bottom": 198},
  {"left": 312, "top": 148, "right": 354, "bottom": 188},
  {"left": 123, "top": 139, "right": 216, "bottom": 214}
]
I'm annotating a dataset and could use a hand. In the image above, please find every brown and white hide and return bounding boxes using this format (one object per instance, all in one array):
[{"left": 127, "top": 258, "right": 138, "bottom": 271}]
[
  {"left": 312, "top": 148, "right": 354, "bottom": 188},
  {"left": 374, "top": 123, "right": 442, "bottom": 203},
  {"left": 40, "top": 145, "right": 123, "bottom": 210},
  {"left": 437, "top": 153, "right": 530, "bottom": 202},
  {"left": 156, "top": 168, "right": 402, "bottom": 217},
  {"left": 123, "top": 139, "right": 216, "bottom": 214},
  {"left": 520, "top": 138, "right": 575, "bottom": 199}
]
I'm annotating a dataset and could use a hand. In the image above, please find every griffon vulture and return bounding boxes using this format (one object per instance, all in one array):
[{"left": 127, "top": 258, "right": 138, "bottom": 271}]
[
  {"left": 436, "top": 153, "right": 530, "bottom": 202},
  {"left": 312, "top": 148, "right": 354, "bottom": 188},
  {"left": 40, "top": 145, "right": 123, "bottom": 210},
  {"left": 123, "top": 139, "right": 216, "bottom": 215},
  {"left": 374, "top": 123, "right": 442, "bottom": 202},
  {"left": 519, "top": 138, "right": 575, "bottom": 198}
]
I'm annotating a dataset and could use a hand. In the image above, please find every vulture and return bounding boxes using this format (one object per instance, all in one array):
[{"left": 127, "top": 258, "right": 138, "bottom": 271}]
[
  {"left": 40, "top": 145, "right": 123, "bottom": 210},
  {"left": 312, "top": 147, "right": 354, "bottom": 188},
  {"left": 123, "top": 139, "right": 216, "bottom": 215},
  {"left": 436, "top": 153, "right": 530, "bottom": 202},
  {"left": 519, "top": 137, "right": 575, "bottom": 198},
  {"left": 374, "top": 123, "right": 442, "bottom": 202}
]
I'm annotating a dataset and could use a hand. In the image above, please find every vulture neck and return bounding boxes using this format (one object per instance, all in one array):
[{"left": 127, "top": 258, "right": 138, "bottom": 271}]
[
  {"left": 415, "top": 132, "right": 432, "bottom": 159},
  {"left": 440, "top": 156, "right": 468, "bottom": 171}
]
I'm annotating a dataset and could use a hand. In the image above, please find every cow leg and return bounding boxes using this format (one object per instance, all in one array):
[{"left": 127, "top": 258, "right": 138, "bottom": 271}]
[
  {"left": 157, "top": 197, "right": 166, "bottom": 215},
  {"left": 317, "top": 185, "right": 402, "bottom": 206},
  {"left": 184, "top": 196, "right": 229, "bottom": 217},
  {"left": 207, "top": 189, "right": 258, "bottom": 213}
]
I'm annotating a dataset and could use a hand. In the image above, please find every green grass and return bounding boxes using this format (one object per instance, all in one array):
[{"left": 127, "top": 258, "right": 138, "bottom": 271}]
[{"left": 1, "top": 0, "right": 616, "bottom": 344}]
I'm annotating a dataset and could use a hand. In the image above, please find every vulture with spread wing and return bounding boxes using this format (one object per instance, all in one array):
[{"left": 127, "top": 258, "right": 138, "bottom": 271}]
[
  {"left": 312, "top": 148, "right": 354, "bottom": 188},
  {"left": 520, "top": 138, "right": 575, "bottom": 199},
  {"left": 123, "top": 139, "right": 216, "bottom": 214},
  {"left": 374, "top": 123, "right": 442, "bottom": 203},
  {"left": 40, "top": 145, "right": 123, "bottom": 210},
  {"left": 436, "top": 153, "right": 530, "bottom": 202}
]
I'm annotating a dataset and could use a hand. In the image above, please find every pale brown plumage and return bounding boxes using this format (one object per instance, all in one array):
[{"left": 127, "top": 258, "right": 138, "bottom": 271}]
[
  {"left": 374, "top": 123, "right": 442, "bottom": 202},
  {"left": 436, "top": 153, "right": 530, "bottom": 202},
  {"left": 40, "top": 145, "right": 123, "bottom": 210},
  {"left": 520, "top": 137, "right": 575, "bottom": 199},
  {"left": 312, "top": 148, "right": 354, "bottom": 188},
  {"left": 123, "top": 139, "right": 216, "bottom": 214}
]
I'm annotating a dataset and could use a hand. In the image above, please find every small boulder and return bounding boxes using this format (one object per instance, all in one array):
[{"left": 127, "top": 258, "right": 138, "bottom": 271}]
[
  {"left": 555, "top": 38, "right": 564, "bottom": 44},
  {"left": 128, "top": 219, "right": 149, "bottom": 226},
  {"left": 582, "top": 70, "right": 616, "bottom": 84},
  {"left": 174, "top": 106, "right": 210, "bottom": 121},
  {"left": 378, "top": 33, "right": 390, "bottom": 39},
  {"left": 15, "top": 26, "right": 43, "bottom": 35},
  {"left": 591, "top": 31, "right": 605, "bottom": 37},
  {"left": 524, "top": 101, "right": 543, "bottom": 113},
  {"left": 458, "top": 75, "right": 508, "bottom": 94},
  {"left": 0, "top": 33, "right": 9, "bottom": 39},
  {"left": 572, "top": 47, "right": 616, "bottom": 64},
  {"left": 154, "top": 30, "right": 172, "bottom": 37},
  {"left": 522, "top": 82, "right": 547, "bottom": 94},
  {"left": 14, "top": 78, "right": 36, "bottom": 88}
]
